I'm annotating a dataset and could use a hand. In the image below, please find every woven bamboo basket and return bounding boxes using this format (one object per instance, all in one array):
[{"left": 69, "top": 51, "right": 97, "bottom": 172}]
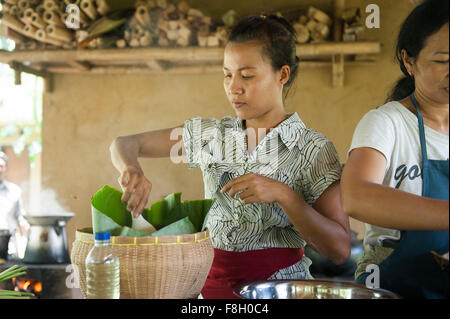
[{"left": 70, "top": 228, "right": 214, "bottom": 299}]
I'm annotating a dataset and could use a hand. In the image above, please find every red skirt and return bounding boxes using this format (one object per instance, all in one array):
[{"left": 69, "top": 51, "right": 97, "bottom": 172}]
[{"left": 201, "top": 247, "right": 304, "bottom": 299}]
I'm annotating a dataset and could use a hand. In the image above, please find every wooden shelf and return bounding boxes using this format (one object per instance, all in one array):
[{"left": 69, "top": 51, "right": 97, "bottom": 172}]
[{"left": 0, "top": 41, "right": 381, "bottom": 91}]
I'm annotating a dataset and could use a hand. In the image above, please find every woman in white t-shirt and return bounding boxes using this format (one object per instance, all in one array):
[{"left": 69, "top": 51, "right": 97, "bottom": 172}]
[{"left": 341, "top": 0, "right": 448, "bottom": 299}]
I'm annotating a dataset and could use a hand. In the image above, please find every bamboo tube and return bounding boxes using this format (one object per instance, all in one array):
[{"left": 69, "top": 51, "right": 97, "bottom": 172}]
[
  {"left": 22, "top": 23, "right": 37, "bottom": 38},
  {"left": 135, "top": 5, "right": 150, "bottom": 27},
  {"left": 139, "top": 35, "right": 152, "bottom": 47},
  {"left": 60, "top": 12, "right": 69, "bottom": 25},
  {"left": 80, "top": 0, "right": 97, "bottom": 20},
  {"left": 4, "top": 0, "right": 19, "bottom": 5},
  {"left": 17, "top": 0, "right": 30, "bottom": 12},
  {"left": 96, "top": 0, "right": 138, "bottom": 16},
  {"left": 116, "top": 38, "right": 126, "bottom": 48},
  {"left": 18, "top": 11, "right": 28, "bottom": 24},
  {"left": 36, "top": 28, "right": 64, "bottom": 46},
  {"left": 36, "top": 4, "right": 45, "bottom": 17},
  {"left": 43, "top": 0, "right": 59, "bottom": 12},
  {"left": 23, "top": 7, "right": 34, "bottom": 22},
  {"left": 8, "top": 5, "right": 19, "bottom": 16},
  {"left": 64, "top": 0, "right": 80, "bottom": 6},
  {"left": 66, "top": 4, "right": 88, "bottom": 24},
  {"left": 43, "top": 10, "right": 64, "bottom": 26},
  {"left": 0, "top": 13, "right": 25, "bottom": 33},
  {"left": 30, "top": 11, "right": 46, "bottom": 28},
  {"left": 46, "top": 24, "right": 73, "bottom": 41},
  {"left": 129, "top": 37, "right": 140, "bottom": 47}
]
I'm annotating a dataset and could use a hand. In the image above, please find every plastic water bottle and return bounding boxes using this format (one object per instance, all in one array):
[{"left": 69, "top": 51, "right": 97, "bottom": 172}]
[{"left": 85, "top": 232, "right": 120, "bottom": 299}]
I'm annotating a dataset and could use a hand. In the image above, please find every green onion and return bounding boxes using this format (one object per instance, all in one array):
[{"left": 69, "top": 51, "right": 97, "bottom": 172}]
[{"left": 0, "top": 265, "right": 35, "bottom": 299}]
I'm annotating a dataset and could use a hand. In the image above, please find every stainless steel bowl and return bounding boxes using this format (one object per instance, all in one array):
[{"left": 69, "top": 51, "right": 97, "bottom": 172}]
[{"left": 234, "top": 280, "right": 398, "bottom": 299}]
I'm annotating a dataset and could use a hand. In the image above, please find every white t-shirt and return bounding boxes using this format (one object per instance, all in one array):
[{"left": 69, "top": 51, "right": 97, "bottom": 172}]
[{"left": 349, "top": 101, "right": 449, "bottom": 247}]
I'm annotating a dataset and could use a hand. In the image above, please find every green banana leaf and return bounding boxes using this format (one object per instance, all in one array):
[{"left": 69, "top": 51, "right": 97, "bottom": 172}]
[
  {"left": 141, "top": 193, "right": 216, "bottom": 232},
  {"left": 151, "top": 217, "right": 196, "bottom": 237},
  {"left": 91, "top": 185, "right": 216, "bottom": 237}
]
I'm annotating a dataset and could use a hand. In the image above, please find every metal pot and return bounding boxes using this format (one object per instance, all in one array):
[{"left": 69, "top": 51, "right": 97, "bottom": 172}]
[
  {"left": 0, "top": 229, "right": 11, "bottom": 260},
  {"left": 22, "top": 213, "right": 74, "bottom": 264}
]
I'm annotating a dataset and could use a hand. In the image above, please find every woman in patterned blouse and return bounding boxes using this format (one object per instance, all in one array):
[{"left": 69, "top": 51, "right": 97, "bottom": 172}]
[{"left": 110, "top": 14, "right": 351, "bottom": 299}]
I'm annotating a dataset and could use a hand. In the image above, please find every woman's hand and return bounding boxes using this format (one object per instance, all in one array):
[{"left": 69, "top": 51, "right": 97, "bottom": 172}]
[
  {"left": 220, "top": 173, "right": 289, "bottom": 204},
  {"left": 119, "top": 165, "right": 152, "bottom": 217}
]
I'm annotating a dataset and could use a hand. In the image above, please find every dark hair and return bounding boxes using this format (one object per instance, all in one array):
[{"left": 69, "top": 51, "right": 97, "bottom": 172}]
[
  {"left": 227, "top": 15, "right": 299, "bottom": 98},
  {"left": 388, "top": 0, "right": 449, "bottom": 101}
]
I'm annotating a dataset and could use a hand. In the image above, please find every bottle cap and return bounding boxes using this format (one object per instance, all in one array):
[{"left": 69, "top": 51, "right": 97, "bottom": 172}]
[{"left": 94, "top": 232, "right": 111, "bottom": 240}]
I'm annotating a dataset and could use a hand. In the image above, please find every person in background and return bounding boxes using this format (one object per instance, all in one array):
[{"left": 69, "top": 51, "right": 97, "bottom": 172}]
[
  {"left": 110, "top": 15, "right": 351, "bottom": 299},
  {"left": 0, "top": 151, "right": 29, "bottom": 258},
  {"left": 341, "top": 0, "right": 448, "bottom": 299}
]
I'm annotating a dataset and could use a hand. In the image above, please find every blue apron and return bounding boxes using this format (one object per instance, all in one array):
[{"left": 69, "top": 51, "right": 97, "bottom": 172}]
[{"left": 357, "top": 93, "right": 449, "bottom": 299}]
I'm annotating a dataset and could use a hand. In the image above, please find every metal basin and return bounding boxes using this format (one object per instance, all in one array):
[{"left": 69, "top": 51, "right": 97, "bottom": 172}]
[{"left": 234, "top": 280, "right": 398, "bottom": 299}]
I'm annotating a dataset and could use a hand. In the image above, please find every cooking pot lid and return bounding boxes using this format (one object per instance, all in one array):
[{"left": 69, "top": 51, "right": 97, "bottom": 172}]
[{"left": 24, "top": 212, "right": 74, "bottom": 225}]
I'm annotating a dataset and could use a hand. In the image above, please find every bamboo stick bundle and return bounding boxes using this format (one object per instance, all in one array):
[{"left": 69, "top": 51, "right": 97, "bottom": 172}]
[
  {"left": 46, "top": 23, "right": 74, "bottom": 41},
  {"left": 80, "top": 0, "right": 97, "bottom": 20}
]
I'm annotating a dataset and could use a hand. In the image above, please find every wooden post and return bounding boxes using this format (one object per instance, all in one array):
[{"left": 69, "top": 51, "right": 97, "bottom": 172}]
[
  {"left": 333, "top": 0, "right": 345, "bottom": 87},
  {"left": 332, "top": 54, "right": 344, "bottom": 87},
  {"left": 14, "top": 68, "right": 22, "bottom": 85},
  {"left": 333, "top": 0, "right": 345, "bottom": 42}
]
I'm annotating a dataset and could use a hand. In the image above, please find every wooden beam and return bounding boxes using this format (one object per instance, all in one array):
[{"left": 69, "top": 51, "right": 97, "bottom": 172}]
[
  {"left": 9, "top": 61, "right": 49, "bottom": 78},
  {"left": 42, "top": 60, "right": 376, "bottom": 75},
  {"left": 67, "top": 60, "right": 92, "bottom": 71},
  {"left": 0, "top": 42, "right": 381, "bottom": 64}
]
